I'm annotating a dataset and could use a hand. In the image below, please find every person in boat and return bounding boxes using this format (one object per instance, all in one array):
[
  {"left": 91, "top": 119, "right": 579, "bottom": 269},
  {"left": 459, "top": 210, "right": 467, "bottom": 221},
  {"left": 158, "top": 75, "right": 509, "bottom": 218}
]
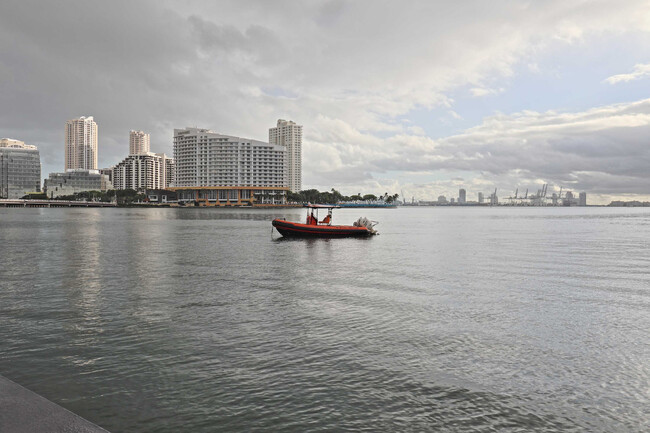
[
  {"left": 306, "top": 210, "right": 317, "bottom": 225},
  {"left": 320, "top": 213, "right": 331, "bottom": 225}
]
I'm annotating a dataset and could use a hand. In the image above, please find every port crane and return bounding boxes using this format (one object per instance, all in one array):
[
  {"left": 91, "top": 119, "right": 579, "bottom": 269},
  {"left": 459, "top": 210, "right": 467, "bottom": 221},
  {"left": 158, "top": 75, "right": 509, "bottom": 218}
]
[{"left": 504, "top": 184, "right": 549, "bottom": 206}]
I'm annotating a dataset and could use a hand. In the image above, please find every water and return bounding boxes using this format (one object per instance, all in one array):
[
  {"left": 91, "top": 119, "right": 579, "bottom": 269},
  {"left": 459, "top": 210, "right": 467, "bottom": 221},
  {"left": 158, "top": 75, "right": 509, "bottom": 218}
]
[{"left": 1, "top": 207, "right": 649, "bottom": 432}]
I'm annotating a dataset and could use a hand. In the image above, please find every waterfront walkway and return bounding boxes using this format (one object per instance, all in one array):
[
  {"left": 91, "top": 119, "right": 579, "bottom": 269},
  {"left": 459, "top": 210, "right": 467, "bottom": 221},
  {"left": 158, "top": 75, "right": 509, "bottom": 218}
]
[
  {"left": 0, "top": 199, "right": 116, "bottom": 207},
  {"left": 0, "top": 375, "right": 109, "bottom": 432}
]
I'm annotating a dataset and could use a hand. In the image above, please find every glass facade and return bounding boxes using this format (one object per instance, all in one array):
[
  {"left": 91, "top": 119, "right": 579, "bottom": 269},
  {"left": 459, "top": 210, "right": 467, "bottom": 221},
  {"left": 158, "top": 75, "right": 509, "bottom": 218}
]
[
  {"left": 0, "top": 147, "right": 41, "bottom": 199},
  {"left": 44, "top": 170, "right": 113, "bottom": 198}
]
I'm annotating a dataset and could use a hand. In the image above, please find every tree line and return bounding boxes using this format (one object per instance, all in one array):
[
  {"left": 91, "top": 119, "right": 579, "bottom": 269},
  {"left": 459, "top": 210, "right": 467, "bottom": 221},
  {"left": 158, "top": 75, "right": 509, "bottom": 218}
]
[
  {"left": 287, "top": 189, "right": 399, "bottom": 204},
  {"left": 24, "top": 189, "right": 146, "bottom": 205},
  {"left": 24, "top": 188, "right": 399, "bottom": 206}
]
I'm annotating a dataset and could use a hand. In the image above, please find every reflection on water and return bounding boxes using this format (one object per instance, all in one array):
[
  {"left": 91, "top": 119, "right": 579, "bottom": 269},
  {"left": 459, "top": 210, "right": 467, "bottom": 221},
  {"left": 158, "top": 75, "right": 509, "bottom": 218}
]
[
  {"left": 174, "top": 207, "right": 304, "bottom": 221},
  {"left": 1, "top": 207, "right": 649, "bottom": 432}
]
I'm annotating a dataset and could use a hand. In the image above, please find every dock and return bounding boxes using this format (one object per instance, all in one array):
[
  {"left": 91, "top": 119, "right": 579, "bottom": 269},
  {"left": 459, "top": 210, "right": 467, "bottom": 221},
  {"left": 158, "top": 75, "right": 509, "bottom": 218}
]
[{"left": 0, "top": 375, "right": 109, "bottom": 432}]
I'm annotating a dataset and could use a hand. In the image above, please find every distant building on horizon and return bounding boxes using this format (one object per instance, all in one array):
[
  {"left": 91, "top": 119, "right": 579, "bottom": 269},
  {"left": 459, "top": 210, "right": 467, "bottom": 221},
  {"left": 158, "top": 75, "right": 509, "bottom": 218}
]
[
  {"left": 65, "top": 116, "right": 98, "bottom": 171},
  {"left": 112, "top": 153, "right": 174, "bottom": 191},
  {"left": 579, "top": 192, "right": 587, "bottom": 206},
  {"left": 458, "top": 188, "right": 466, "bottom": 204},
  {"left": 563, "top": 191, "right": 578, "bottom": 206},
  {"left": 437, "top": 195, "right": 447, "bottom": 204},
  {"left": 478, "top": 192, "right": 484, "bottom": 203},
  {"left": 551, "top": 192, "right": 559, "bottom": 206},
  {"left": 269, "top": 119, "right": 302, "bottom": 192},
  {"left": 0, "top": 138, "right": 41, "bottom": 198},
  {"left": 129, "top": 130, "right": 150, "bottom": 155}
]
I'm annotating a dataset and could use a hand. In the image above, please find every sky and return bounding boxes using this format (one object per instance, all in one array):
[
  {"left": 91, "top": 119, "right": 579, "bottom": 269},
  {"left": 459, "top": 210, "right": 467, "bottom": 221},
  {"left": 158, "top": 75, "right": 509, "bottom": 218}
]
[{"left": 1, "top": 0, "right": 650, "bottom": 204}]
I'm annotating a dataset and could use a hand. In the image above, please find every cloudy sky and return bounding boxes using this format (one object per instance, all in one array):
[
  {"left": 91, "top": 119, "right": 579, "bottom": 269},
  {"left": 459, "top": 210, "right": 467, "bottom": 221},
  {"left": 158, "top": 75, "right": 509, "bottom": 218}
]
[{"left": 1, "top": 0, "right": 649, "bottom": 203}]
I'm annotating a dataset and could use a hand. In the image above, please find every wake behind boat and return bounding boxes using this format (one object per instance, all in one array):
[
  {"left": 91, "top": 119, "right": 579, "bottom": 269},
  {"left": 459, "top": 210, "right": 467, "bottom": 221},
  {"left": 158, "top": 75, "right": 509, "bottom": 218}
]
[{"left": 272, "top": 204, "right": 378, "bottom": 237}]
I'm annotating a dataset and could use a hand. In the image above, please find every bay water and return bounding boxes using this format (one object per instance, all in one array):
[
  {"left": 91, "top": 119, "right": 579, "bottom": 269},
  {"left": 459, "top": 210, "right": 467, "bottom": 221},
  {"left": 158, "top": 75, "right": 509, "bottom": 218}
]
[{"left": 1, "top": 207, "right": 648, "bottom": 432}]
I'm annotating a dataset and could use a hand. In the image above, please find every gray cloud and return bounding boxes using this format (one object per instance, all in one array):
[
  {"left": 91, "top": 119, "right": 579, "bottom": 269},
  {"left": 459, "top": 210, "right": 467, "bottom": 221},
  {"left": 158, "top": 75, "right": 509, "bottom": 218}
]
[
  {"left": 323, "top": 100, "right": 650, "bottom": 197},
  {"left": 0, "top": 0, "right": 649, "bottom": 203}
]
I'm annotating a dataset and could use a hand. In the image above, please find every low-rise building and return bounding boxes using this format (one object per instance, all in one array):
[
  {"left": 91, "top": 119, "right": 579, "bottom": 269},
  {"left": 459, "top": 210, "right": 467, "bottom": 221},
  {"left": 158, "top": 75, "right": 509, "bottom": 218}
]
[
  {"left": 170, "top": 186, "right": 287, "bottom": 206},
  {"left": 99, "top": 167, "right": 114, "bottom": 184},
  {"left": 0, "top": 138, "right": 41, "bottom": 199},
  {"left": 44, "top": 169, "right": 113, "bottom": 198},
  {"left": 145, "top": 189, "right": 177, "bottom": 204}
]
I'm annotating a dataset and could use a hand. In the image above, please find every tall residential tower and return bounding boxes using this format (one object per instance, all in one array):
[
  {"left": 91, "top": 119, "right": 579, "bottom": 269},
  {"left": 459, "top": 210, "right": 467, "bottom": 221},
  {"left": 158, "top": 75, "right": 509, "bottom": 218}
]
[
  {"left": 269, "top": 119, "right": 302, "bottom": 192},
  {"left": 129, "top": 130, "right": 150, "bottom": 155},
  {"left": 65, "top": 116, "right": 98, "bottom": 171}
]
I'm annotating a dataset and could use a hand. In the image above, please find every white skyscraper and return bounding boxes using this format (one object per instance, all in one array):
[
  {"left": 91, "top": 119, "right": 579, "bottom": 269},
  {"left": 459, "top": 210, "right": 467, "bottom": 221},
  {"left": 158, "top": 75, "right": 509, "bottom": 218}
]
[
  {"left": 65, "top": 116, "right": 98, "bottom": 171},
  {"left": 269, "top": 119, "right": 302, "bottom": 192},
  {"left": 173, "top": 127, "right": 286, "bottom": 188},
  {"left": 129, "top": 130, "right": 150, "bottom": 155}
]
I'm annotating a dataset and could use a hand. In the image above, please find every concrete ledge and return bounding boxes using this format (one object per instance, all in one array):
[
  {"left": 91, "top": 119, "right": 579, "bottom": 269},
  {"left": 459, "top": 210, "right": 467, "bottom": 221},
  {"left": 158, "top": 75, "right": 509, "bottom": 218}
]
[{"left": 0, "top": 375, "right": 109, "bottom": 432}]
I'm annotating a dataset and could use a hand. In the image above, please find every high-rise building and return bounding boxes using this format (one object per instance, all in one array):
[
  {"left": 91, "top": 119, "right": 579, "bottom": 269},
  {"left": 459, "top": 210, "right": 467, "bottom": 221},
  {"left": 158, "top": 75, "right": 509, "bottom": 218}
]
[
  {"left": 112, "top": 153, "right": 174, "bottom": 191},
  {"left": 129, "top": 130, "right": 150, "bottom": 155},
  {"left": 0, "top": 138, "right": 41, "bottom": 198},
  {"left": 579, "top": 192, "right": 587, "bottom": 206},
  {"left": 478, "top": 192, "right": 484, "bottom": 203},
  {"left": 459, "top": 188, "right": 466, "bottom": 204},
  {"left": 269, "top": 119, "right": 302, "bottom": 192},
  {"left": 172, "top": 127, "right": 289, "bottom": 205},
  {"left": 65, "top": 116, "right": 98, "bottom": 171},
  {"left": 174, "top": 127, "right": 286, "bottom": 188}
]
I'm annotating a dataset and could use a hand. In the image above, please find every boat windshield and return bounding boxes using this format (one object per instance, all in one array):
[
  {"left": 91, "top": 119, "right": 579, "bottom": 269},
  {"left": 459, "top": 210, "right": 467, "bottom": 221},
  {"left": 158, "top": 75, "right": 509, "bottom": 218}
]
[{"left": 305, "top": 204, "right": 335, "bottom": 225}]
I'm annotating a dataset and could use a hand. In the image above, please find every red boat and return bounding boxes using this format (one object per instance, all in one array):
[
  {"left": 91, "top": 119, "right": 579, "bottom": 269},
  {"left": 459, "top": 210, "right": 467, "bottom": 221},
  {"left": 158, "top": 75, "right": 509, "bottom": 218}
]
[{"left": 272, "top": 204, "right": 378, "bottom": 238}]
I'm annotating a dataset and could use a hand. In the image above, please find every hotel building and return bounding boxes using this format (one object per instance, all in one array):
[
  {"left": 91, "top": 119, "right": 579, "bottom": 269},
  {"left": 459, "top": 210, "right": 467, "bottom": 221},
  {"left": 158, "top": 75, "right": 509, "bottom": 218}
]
[
  {"left": 269, "top": 119, "right": 302, "bottom": 192},
  {"left": 0, "top": 138, "right": 41, "bottom": 199},
  {"left": 172, "top": 127, "right": 288, "bottom": 205},
  {"left": 65, "top": 116, "right": 98, "bottom": 171}
]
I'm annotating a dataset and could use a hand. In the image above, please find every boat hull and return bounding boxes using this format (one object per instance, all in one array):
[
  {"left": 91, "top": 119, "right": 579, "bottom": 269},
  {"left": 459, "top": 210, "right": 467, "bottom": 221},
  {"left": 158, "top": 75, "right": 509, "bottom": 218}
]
[{"left": 272, "top": 219, "right": 373, "bottom": 237}]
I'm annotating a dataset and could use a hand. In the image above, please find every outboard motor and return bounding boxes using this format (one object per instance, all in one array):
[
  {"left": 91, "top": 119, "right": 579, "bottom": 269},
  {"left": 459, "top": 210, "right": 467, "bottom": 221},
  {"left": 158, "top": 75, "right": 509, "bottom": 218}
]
[{"left": 353, "top": 217, "right": 378, "bottom": 234}]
